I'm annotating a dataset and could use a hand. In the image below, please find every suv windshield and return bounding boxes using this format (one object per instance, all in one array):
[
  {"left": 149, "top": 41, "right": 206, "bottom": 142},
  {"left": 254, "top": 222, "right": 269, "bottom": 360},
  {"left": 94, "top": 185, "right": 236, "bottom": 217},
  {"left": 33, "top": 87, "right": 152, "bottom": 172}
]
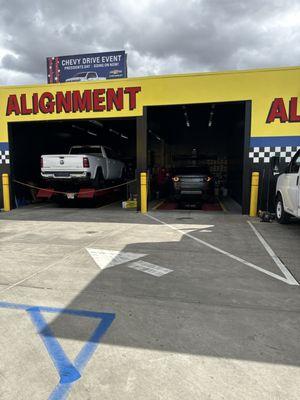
[{"left": 70, "top": 147, "right": 102, "bottom": 155}]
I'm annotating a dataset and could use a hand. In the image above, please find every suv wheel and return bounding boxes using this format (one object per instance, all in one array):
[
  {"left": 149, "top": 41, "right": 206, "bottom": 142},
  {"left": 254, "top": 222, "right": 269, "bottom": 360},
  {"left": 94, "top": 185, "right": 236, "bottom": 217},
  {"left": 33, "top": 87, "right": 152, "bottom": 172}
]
[{"left": 275, "top": 194, "right": 290, "bottom": 224}]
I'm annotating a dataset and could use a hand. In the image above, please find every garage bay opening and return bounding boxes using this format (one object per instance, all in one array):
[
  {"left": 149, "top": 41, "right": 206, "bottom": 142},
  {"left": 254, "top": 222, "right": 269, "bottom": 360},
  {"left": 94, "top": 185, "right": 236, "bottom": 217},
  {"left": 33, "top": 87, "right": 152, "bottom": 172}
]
[
  {"left": 147, "top": 102, "right": 250, "bottom": 213},
  {"left": 8, "top": 118, "right": 137, "bottom": 208}
]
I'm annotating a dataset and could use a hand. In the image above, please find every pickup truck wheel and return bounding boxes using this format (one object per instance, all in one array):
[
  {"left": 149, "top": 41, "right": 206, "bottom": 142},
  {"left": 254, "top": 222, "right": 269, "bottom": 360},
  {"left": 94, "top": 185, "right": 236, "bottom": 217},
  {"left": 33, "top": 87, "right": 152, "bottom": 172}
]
[
  {"left": 275, "top": 195, "right": 290, "bottom": 224},
  {"left": 121, "top": 168, "right": 126, "bottom": 181},
  {"left": 93, "top": 168, "right": 104, "bottom": 189}
]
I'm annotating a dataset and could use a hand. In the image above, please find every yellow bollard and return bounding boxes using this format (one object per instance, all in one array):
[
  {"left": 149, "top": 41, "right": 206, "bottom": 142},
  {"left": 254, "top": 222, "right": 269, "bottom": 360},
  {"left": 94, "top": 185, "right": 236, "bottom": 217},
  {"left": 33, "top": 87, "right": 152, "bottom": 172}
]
[
  {"left": 140, "top": 172, "right": 148, "bottom": 214},
  {"left": 2, "top": 173, "right": 11, "bottom": 212},
  {"left": 249, "top": 172, "right": 259, "bottom": 217}
]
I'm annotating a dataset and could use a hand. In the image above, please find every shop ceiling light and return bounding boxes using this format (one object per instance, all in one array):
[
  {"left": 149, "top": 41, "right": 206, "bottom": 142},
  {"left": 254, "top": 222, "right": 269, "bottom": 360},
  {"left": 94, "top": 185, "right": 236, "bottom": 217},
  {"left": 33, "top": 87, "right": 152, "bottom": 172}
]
[
  {"left": 208, "top": 104, "right": 215, "bottom": 127},
  {"left": 182, "top": 105, "right": 190, "bottom": 127},
  {"left": 87, "top": 130, "right": 97, "bottom": 136},
  {"left": 89, "top": 120, "right": 104, "bottom": 128},
  {"left": 148, "top": 128, "right": 161, "bottom": 141},
  {"left": 72, "top": 124, "right": 85, "bottom": 132},
  {"left": 109, "top": 128, "right": 120, "bottom": 135}
]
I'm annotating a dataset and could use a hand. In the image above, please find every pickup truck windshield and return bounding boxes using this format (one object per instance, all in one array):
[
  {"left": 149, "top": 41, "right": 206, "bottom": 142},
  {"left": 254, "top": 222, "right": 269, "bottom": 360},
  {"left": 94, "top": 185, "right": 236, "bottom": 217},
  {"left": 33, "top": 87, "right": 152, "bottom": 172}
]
[{"left": 70, "top": 147, "right": 102, "bottom": 155}]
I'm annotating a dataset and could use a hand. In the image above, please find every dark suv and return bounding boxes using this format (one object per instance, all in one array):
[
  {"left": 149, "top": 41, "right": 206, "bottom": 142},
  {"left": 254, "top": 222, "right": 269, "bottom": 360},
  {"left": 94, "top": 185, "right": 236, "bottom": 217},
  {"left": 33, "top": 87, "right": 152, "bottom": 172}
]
[{"left": 171, "top": 166, "right": 214, "bottom": 202}]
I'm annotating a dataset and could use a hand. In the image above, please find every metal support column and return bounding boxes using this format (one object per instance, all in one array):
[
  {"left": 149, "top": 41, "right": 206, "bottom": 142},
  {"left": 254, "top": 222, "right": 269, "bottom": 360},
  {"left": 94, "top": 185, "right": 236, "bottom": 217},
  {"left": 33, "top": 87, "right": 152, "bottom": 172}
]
[{"left": 136, "top": 107, "right": 148, "bottom": 211}]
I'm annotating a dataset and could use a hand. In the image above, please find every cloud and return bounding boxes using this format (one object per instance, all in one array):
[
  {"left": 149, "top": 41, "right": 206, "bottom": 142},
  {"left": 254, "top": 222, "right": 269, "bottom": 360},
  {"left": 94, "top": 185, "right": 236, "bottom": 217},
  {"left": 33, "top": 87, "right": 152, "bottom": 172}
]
[{"left": 0, "top": 0, "right": 299, "bottom": 85}]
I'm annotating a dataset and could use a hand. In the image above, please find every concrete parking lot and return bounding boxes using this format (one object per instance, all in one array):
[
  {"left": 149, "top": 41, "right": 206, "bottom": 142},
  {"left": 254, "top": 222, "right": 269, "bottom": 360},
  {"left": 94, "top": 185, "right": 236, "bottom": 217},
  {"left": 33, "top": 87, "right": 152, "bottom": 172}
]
[{"left": 0, "top": 204, "right": 299, "bottom": 399}]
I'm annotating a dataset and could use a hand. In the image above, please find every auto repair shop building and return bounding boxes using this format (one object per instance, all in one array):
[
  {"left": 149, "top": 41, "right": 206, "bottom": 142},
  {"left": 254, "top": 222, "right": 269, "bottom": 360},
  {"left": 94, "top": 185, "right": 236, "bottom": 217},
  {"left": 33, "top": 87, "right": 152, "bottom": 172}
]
[{"left": 0, "top": 66, "right": 299, "bottom": 213}]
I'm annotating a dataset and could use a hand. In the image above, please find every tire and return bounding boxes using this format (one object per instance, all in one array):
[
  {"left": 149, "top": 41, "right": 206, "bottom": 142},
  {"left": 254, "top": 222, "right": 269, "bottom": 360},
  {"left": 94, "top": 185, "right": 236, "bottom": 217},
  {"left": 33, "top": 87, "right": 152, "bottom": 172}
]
[
  {"left": 120, "top": 168, "right": 126, "bottom": 182},
  {"left": 275, "top": 194, "right": 290, "bottom": 224},
  {"left": 93, "top": 168, "right": 104, "bottom": 189},
  {"left": 178, "top": 200, "right": 186, "bottom": 209}
]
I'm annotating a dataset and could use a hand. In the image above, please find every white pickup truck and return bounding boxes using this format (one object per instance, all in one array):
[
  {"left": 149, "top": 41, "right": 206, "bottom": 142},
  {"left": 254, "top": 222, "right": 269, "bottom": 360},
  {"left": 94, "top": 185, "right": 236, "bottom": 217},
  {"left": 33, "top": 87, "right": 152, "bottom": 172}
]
[
  {"left": 275, "top": 149, "right": 300, "bottom": 223},
  {"left": 41, "top": 145, "right": 126, "bottom": 187}
]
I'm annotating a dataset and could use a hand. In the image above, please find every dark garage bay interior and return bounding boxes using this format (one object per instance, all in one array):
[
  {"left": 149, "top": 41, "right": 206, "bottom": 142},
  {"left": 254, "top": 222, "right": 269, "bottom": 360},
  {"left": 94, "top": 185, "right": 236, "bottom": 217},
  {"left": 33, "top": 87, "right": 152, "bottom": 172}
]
[
  {"left": 147, "top": 101, "right": 249, "bottom": 211},
  {"left": 8, "top": 101, "right": 249, "bottom": 213},
  {"left": 8, "top": 117, "right": 137, "bottom": 206}
]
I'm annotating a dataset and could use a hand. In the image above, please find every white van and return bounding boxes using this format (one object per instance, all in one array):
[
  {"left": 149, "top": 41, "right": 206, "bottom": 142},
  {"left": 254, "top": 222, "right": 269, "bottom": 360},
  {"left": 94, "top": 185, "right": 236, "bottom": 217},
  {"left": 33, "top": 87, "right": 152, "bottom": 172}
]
[{"left": 275, "top": 149, "right": 300, "bottom": 223}]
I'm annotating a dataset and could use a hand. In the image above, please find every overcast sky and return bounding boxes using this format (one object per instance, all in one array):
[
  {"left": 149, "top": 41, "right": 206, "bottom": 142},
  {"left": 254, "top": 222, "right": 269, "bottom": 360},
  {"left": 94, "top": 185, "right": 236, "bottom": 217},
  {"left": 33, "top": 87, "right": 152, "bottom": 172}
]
[{"left": 0, "top": 0, "right": 299, "bottom": 85}]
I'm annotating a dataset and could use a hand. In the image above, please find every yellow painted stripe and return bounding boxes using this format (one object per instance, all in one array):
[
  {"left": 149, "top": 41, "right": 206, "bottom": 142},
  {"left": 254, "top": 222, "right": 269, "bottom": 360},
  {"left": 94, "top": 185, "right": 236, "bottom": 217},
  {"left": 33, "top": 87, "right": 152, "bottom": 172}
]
[
  {"left": 218, "top": 198, "right": 227, "bottom": 213},
  {"left": 151, "top": 200, "right": 165, "bottom": 211}
]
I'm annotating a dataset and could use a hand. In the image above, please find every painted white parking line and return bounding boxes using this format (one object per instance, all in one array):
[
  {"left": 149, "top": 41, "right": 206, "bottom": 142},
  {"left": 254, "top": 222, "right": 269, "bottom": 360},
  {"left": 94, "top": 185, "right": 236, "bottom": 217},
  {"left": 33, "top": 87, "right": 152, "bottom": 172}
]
[
  {"left": 128, "top": 261, "right": 173, "bottom": 277},
  {"left": 0, "top": 226, "right": 135, "bottom": 294},
  {"left": 86, "top": 248, "right": 173, "bottom": 277},
  {"left": 86, "top": 248, "right": 146, "bottom": 270},
  {"left": 146, "top": 213, "right": 299, "bottom": 286},
  {"left": 247, "top": 221, "right": 298, "bottom": 285},
  {"left": 0, "top": 246, "right": 87, "bottom": 294}
]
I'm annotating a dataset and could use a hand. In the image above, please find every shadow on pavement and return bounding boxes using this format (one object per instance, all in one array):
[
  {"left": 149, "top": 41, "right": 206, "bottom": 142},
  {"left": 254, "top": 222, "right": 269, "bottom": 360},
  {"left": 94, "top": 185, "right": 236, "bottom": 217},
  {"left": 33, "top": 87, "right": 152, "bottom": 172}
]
[{"left": 42, "top": 226, "right": 300, "bottom": 367}]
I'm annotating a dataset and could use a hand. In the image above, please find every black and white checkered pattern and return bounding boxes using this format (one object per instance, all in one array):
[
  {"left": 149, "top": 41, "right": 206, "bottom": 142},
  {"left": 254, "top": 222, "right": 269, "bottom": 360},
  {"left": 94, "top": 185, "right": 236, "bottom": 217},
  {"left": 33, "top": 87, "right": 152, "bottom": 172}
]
[
  {"left": 0, "top": 150, "right": 10, "bottom": 165},
  {"left": 249, "top": 146, "right": 300, "bottom": 163}
]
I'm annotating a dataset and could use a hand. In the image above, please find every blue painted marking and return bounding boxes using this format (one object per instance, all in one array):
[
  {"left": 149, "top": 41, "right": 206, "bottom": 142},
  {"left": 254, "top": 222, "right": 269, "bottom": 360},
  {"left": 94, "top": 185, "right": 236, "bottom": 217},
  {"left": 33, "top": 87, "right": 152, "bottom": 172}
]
[
  {"left": 49, "top": 311, "right": 115, "bottom": 400},
  {"left": 0, "top": 301, "right": 29, "bottom": 311},
  {"left": 74, "top": 311, "right": 115, "bottom": 372},
  {"left": 49, "top": 382, "right": 72, "bottom": 400},
  {"left": 0, "top": 301, "right": 115, "bottom": 399},
  {"left": 250, "top": 136, "right": 300, "bottom": 147},
  {"left": 0, "top": 142, "right": 9, "bottom": 151},
  {"left": 28, "top": 308, "right": 81, "bottom": 384},
  {"left": 0, "top": 301, "right": 112, "bottom": 318}
]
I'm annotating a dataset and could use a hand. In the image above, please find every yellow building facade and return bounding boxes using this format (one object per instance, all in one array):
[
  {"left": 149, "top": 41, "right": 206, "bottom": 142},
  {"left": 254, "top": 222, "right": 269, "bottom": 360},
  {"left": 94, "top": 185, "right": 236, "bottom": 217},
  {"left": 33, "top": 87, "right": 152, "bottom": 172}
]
[{"left": 0, "top": 66, "right": 299, "bottom": 211}]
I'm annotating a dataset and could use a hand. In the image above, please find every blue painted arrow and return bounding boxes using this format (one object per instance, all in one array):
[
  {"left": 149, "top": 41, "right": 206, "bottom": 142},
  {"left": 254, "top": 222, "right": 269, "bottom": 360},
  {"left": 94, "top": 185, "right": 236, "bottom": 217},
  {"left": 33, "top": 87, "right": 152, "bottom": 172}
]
[{"left": 0, "top": 301, "right": 115, "bottom": 399}]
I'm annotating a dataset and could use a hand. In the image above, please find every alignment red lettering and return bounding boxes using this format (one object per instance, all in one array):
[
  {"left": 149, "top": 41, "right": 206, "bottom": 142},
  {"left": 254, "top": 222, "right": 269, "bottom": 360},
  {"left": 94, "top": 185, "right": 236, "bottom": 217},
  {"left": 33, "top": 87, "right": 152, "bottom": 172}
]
[
  {"left": 72, "top": 90, "right": 92, "bottom": 112},
  {"left": 266, "top": 98, "right": 288, "bottom": 123},
  {"left": 106, "top": 88, "right": 124, "bottom": 111},
  {"left": 289, "top": 97, "right": 300, "bottom": 122},
  {"left": 6, "top": 95, "right": 21, "bottom": 116},
  {"left": 56, "top": 91, "right": 72, "bottom": 113},
  {"left": 124, "top": 86, "right": 141, "bottom": 110}
]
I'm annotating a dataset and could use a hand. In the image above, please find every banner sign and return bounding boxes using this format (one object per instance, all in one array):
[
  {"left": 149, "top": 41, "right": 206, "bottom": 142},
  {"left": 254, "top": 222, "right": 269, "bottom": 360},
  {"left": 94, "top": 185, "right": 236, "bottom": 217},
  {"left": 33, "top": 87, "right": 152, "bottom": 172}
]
[{"left": 47, "top": 51, "right": 127, "bottom": 83}]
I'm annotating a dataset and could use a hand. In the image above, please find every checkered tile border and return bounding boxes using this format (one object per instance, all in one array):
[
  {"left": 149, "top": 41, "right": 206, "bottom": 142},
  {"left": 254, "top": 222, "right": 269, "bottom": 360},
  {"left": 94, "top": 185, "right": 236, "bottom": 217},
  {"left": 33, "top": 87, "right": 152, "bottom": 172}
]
[
  {"left": 249, "top": 146, "right": 300, "bottom": 164},
  {"left": 0, "top": 150, "right": 10, "bottom": 165}
]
